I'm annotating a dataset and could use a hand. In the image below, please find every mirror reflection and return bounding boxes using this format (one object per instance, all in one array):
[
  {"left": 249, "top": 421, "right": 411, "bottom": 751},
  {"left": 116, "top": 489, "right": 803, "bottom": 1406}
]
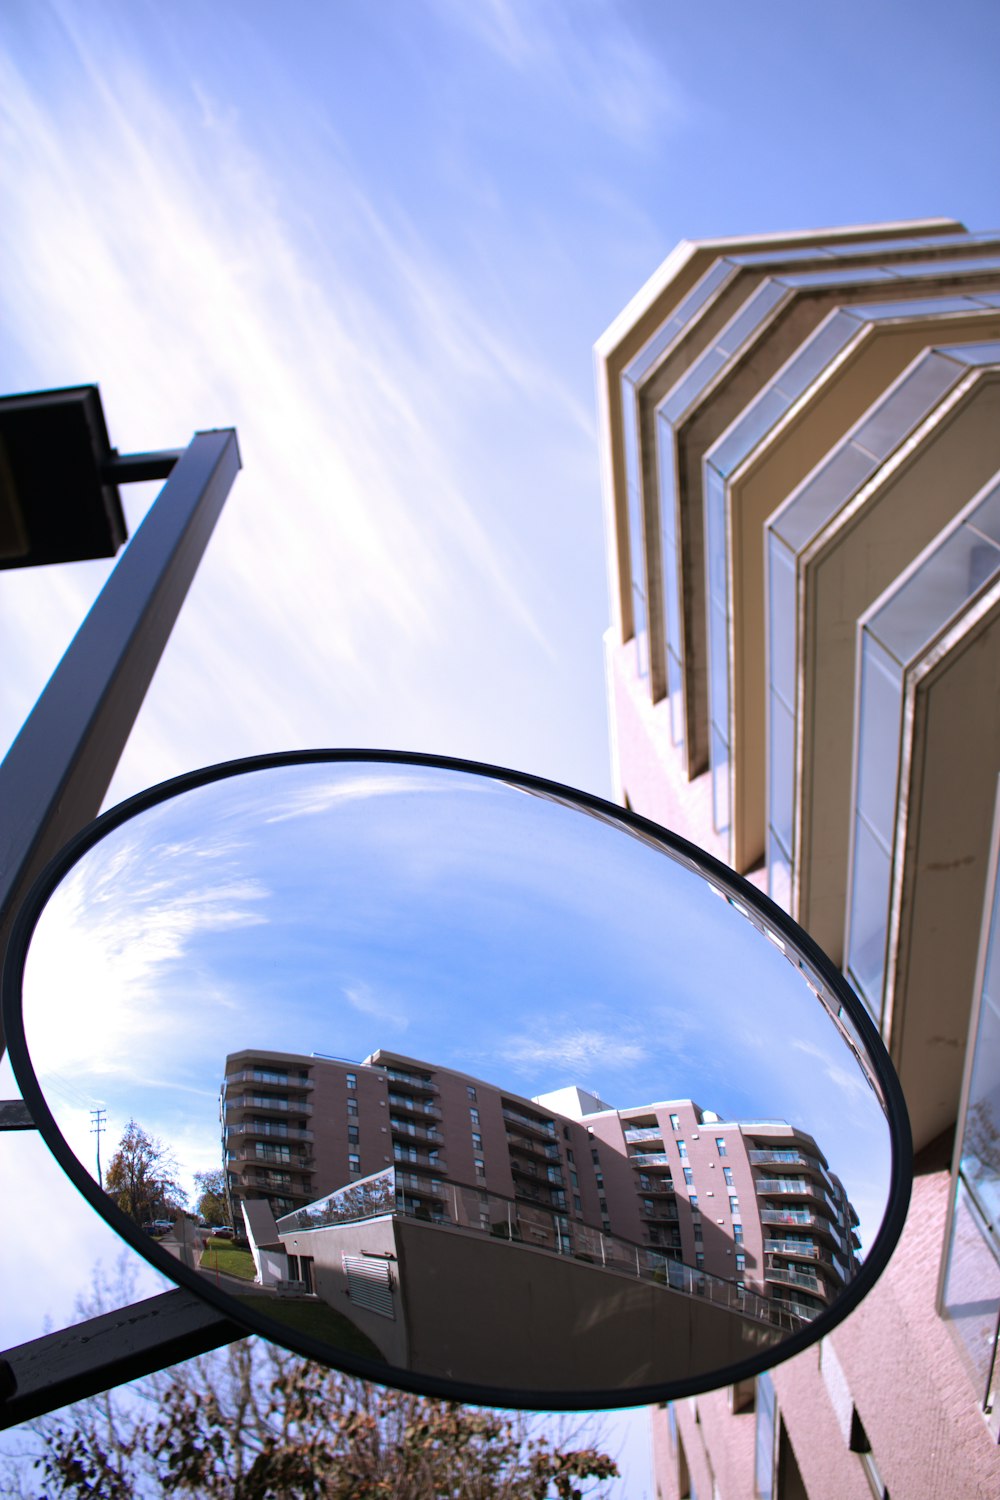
[{"left": 13, "top": 757, "right": 896, "bottom": 1404}]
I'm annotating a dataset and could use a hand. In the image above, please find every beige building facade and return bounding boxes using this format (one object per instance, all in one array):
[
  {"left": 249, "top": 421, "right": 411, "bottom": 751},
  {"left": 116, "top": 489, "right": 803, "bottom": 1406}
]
[{"left": 597, "top": 219, "right": 1000, "bottom": 1496}]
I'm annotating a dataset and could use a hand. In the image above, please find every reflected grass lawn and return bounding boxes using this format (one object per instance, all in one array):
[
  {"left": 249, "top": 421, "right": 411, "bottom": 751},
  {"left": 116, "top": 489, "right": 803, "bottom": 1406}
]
[
  {"left": 200, "top": 1242, "right": 257, "bottom": 1280},
  {"left": 233, "top": 1294, "right": 384, "bottom": 1359}
]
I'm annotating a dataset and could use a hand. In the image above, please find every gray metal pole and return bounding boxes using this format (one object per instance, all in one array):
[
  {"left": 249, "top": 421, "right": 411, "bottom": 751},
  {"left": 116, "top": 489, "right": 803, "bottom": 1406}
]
[
  {"left": 0, "top": 428, "right": 240, "bottom": 1062},
  {"left": 0, "top": 428, "right": 244, "bottom": 1421}
]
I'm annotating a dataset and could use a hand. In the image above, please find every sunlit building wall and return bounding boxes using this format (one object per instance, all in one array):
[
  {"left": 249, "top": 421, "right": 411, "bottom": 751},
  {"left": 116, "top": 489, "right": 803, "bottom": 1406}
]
[{"left": 596, "top": 221, "right": 1000, "bottom": 1497}]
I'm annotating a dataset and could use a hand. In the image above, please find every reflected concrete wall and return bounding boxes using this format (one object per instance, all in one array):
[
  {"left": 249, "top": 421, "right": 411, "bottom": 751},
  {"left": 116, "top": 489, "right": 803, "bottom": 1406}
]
[{"left": 280, "top": 1213, "right": 781, "bottom": 1393}]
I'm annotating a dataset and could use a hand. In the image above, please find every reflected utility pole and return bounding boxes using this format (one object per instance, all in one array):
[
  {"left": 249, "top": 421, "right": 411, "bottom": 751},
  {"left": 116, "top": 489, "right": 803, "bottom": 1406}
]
[{"left": 90, "top": 1107, "right": 106, "bottom": 1182}]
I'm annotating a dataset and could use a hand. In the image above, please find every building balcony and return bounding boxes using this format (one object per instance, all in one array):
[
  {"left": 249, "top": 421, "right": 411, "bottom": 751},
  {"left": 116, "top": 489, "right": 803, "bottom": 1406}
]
[
  {"left": 225, "top": 1094, "right": 314, "bottom": 1117},
  {"left": 763, "top": 1238, "right": 821, "bottom": 1261},
  {"left": 393, "top": 1149, "right": 447, "bottom": 1173},
  {"left": 510, "top": 1157, "right": 563, "bottom": 1188},
  {"left": 228, "top": 1121, "right": 314, "bottom": 1143},
  {"left": 225, "top": 1069, "right": 315, "bottom": 1091},
  {"left": 642, "top": 1205, "right": 680, "bottom": 1222},
  {"left": 748, "top": 1148, "right": 832, "bottom": 1185},
  {"left": 383, "top": 1069, "right": 438, "bottom": 1095},
  {"left": 390, "top": 1119, "right": 442, "bottom": 1145},
  {"left": 505, "top": 1129, "right": 561, "bottom": 1162},
  {"left": 624, "top": 1127, "right": 663, "bottom": 1143},
  {"left": 759, "top": 1208, "right": 845, "bottom": 1251},
  {"left": 387, "top": 1093, "right": 442, "bottom": 1121},
  {"left": 395, "top": 1171, "right": 447, "bottom": 1198},
  {"left": 229, "top": 1146, "right": 314, "bottom": 1170},
  {"left": 630, "top": 1152, "right": 672, "bottom": 1168},
  {"left": 234, "top": 1170, "right": 313, "bottom": 1197},
  {"left": 765, "top": 1260, "right": 829, "bottom": 1298},
  {"left": 755, "top": 1178, "right": 839, "bottom": 1215},
  {"left": 501, "top": 1106, "right": 557, "bottom": 1139}
]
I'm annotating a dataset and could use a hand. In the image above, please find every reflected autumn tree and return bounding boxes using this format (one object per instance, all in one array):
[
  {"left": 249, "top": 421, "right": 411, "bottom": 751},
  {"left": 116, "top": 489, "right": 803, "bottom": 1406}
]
[{"left": 103, "top": 1119, "right": 184, "bottom": 1226}]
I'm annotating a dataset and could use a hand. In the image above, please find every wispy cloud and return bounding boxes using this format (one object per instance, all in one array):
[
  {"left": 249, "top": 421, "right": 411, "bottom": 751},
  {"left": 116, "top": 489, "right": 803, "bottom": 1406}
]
[
  {"left": 501, "top": 1025, "right": 647, "bottom": 1074},
  {"left": 344, "top": 983, "right": 410, "bottom": 1033},
  {"left": 262, "top": 771, "right": 448, "bottom": 825},
  {"left": 0, "top": 6, "right": 590, "bottom": 803},
  {"left": 435, "top": 0, "right": 688, "bottom": 147},
  {"left": 21, "top": 824, "right": 269, "bottom": 1083}
]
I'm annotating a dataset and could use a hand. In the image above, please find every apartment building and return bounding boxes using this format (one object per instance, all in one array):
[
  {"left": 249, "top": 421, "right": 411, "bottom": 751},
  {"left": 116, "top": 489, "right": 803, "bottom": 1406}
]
[
  {"left": 221, "top": 1047, "right": 856, "bottom": 1336},
  {"left": 596, "top": 220, "right": 1000, "bottom": 1496}
]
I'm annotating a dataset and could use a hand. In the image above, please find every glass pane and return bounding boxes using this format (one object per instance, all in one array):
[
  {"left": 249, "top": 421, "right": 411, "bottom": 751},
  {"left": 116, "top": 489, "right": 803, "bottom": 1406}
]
[
  {"left": 962, "top": 867, "right": 1000, "bottom": 1228},
  {"left": 970, "top": 478, "right": 1000, "bottom": 546},
  {"left": 667, "top": 649, "right": 685, "bottom": 748},
  {"left": 942, "top": 1181, "right": 1000, "bottom": 1406},
  {"left": 939, "top": 341, "right": 1000, "bottom": 367},
  {"left": 710, "top": 593, "right": 730, "bottom": 743},
  {"left": 709, "top": 386, "right": 790, "bottom": 480},
  {"left": 706, "top": 465, "right": 729, "bottom": 610},
  {"left": 768, "top": 827, "right": 792, "bottom": 916},
  {"left": 716, "top": 279, "right": 786, "bottom": 358},
  {"left": 625, "top": 259, "right": 735, "bottom": 383},
  {"left": 871, "top": 524, "right": 1000, "bottom": 665},
  {"left": 768, "top": 535, "right": 796, "bottom": 711},
  {"left": 711, "top": 721, "right": 730, "bottom": 835},
  {"left": 772, "top": 309, "right": 858, "bottom": 400},
  {"left": 852, "top": 350, "right": 960, "bottom": 461},
  {"left": 633, "top": 609, "right": 649, "bottom": 680},
  {"left": 769, "top": 691, "right": 795, "bottom": 855},
  {"left": 773, "top": 443, "right": 878, "bottom": 553},
  {"left": 662, "top": 345, "right": 728, "bottom": 423},
  {"left": 847, "top": 814, "right": 892, "bottom": 1019},
  {"left": 855, "top": 637, "right": 903, "bottom": 850},
  {"left": 852, "top": 295, "right": 978, "bottom": 322}
]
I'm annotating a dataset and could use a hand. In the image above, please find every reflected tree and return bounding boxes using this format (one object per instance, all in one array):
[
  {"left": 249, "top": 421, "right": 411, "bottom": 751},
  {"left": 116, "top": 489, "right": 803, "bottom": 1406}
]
[
  {"left": 103, "top": 1119, "right": 184, "bottom": 1226},
  {"left": 194, "top": 1169, "right": 229, "bottom": 1228}
]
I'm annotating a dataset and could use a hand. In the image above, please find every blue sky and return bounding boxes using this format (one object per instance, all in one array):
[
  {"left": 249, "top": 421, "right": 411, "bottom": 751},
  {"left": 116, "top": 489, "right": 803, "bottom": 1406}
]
[{"left": 1, "top": 0, "right": 998, "bottom": 1490}]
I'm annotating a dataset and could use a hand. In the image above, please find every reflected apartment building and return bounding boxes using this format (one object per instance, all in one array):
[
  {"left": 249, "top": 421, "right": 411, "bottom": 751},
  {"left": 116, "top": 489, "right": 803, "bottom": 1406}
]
[
  {"left": 221, "top": 1047, "right": 858, "bottom": 1330},
  {"left": 596, "top": 217, "right": 1000, "bottom": 1495}
]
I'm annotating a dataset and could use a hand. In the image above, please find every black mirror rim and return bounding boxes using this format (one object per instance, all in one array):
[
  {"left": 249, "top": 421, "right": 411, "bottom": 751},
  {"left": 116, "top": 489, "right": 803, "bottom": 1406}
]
[{"left": 1, "top": 748, "right": 913, "bottom": 1412}]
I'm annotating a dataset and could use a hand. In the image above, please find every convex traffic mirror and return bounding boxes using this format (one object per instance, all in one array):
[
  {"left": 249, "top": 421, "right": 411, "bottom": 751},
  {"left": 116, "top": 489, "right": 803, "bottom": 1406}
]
[{"left": 1, "top": 752, "right": 910, "bottom": 1409}]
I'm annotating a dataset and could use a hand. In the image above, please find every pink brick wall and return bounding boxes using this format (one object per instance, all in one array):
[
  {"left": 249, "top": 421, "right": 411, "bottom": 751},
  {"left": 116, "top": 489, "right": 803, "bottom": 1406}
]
[{"left": 651, "top": 1163, "right": 1000, "bottom": 1498}]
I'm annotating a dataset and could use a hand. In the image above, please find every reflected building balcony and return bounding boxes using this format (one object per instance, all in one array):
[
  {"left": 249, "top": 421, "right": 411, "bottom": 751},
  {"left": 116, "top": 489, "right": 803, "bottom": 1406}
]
[
  {"left": 387, "top": 1093, "right": 442, "bottom": 1121},
  {"left": 759, "top": 1206, "right": 845, "bottom": 1250},
  {"left": 501, "top": 1106, "right": 557, "bottom": 1138},
  {"left": 382, "top": 1068, "right": 438, "bottom": 1096},
  {"left": 225, "top": 1068, "right": 315, "bottom": 1091},
  {"left": 235, "top": 1170, "right": 313, "bottom": 1198},
  {"left": 625, "top": 1126, "right": 664, "bottom": 1143},
  {"left": 224, "top": 1094, "right": 314, "bottom": 1117},
  {"left": 631, "top": 1151, "right": 673, "bottom": 1168},
  {"left": 506, "top": 1129, "right": 561, "bottom": 1161},
  {"left": 754, "top": 1177, "right": 839, "bottom": 1215},
  {"left": 228, "top": 1120, "right": 314, "bottom": 1143},
  {"left": 748, "top": 1148, "right": 829, "bottom": 1179},
  {"left": 764, "top": 1259, "right": 831, "bottom": 1299},
  {"left": 389, "top": 1118, "right": 442, "bottom": 1145},
  {"left": 393, "top": 1147, "right": 447, "bottom": 1173},
  {"left": 643, "top": 1203, "right": 680, "bottom": 1222},
  {"left": 763, "top": 1238, "right": 821, "bottom": 1261}
]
